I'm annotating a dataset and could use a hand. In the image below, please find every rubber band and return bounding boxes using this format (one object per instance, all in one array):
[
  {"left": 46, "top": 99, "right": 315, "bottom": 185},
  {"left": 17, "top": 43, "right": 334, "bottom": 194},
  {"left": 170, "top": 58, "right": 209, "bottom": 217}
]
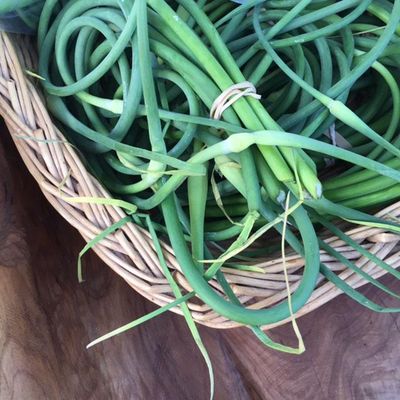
[{"left": 210, "top": 81, "right": 261, "bottom": 120}]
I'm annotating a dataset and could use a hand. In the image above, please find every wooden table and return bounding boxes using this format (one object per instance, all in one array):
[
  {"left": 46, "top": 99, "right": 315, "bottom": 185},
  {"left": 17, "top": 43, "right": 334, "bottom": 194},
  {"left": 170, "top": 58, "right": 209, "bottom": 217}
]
[{"left": 1, "top": 127, "right": 399, "bottom": 400}]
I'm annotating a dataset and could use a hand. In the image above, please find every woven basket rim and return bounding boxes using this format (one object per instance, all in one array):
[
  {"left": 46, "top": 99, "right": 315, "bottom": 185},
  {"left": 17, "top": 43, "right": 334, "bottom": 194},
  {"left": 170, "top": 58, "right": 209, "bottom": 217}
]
[{"left": 1, "top": 32, "right": 399, "bottom": 330}]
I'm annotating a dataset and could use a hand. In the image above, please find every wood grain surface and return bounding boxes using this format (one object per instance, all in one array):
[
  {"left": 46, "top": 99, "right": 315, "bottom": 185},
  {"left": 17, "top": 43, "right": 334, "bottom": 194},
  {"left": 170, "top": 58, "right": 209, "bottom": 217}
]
[{"left": 0, "top": 124, "right": 400, "bottom": 400}]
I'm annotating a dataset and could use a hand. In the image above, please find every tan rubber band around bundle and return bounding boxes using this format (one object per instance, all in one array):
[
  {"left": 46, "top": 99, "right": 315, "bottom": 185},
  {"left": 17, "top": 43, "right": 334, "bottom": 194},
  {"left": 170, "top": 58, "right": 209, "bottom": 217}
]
[{"left": 210, "top": 81, "right": 261, "bottom": 120}]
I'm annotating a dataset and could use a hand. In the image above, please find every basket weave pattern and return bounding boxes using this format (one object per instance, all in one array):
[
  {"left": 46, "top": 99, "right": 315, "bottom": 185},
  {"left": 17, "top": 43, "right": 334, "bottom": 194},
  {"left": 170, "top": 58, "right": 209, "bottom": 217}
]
[{"left": 1, "top": 32, "right": 400, "bottom": 329}]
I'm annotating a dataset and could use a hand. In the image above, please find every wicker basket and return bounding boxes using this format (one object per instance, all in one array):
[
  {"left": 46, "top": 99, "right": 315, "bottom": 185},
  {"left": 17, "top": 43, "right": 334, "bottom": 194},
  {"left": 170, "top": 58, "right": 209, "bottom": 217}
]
[{"left": 1, "top": 32, "right": 400, "bottom": 330}]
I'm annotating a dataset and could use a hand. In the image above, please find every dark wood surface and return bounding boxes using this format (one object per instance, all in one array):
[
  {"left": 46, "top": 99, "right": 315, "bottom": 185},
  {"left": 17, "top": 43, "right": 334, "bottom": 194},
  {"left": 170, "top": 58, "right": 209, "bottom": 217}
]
[{"left": 1, "top": 126, "right": 400, "bottom": 400}]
